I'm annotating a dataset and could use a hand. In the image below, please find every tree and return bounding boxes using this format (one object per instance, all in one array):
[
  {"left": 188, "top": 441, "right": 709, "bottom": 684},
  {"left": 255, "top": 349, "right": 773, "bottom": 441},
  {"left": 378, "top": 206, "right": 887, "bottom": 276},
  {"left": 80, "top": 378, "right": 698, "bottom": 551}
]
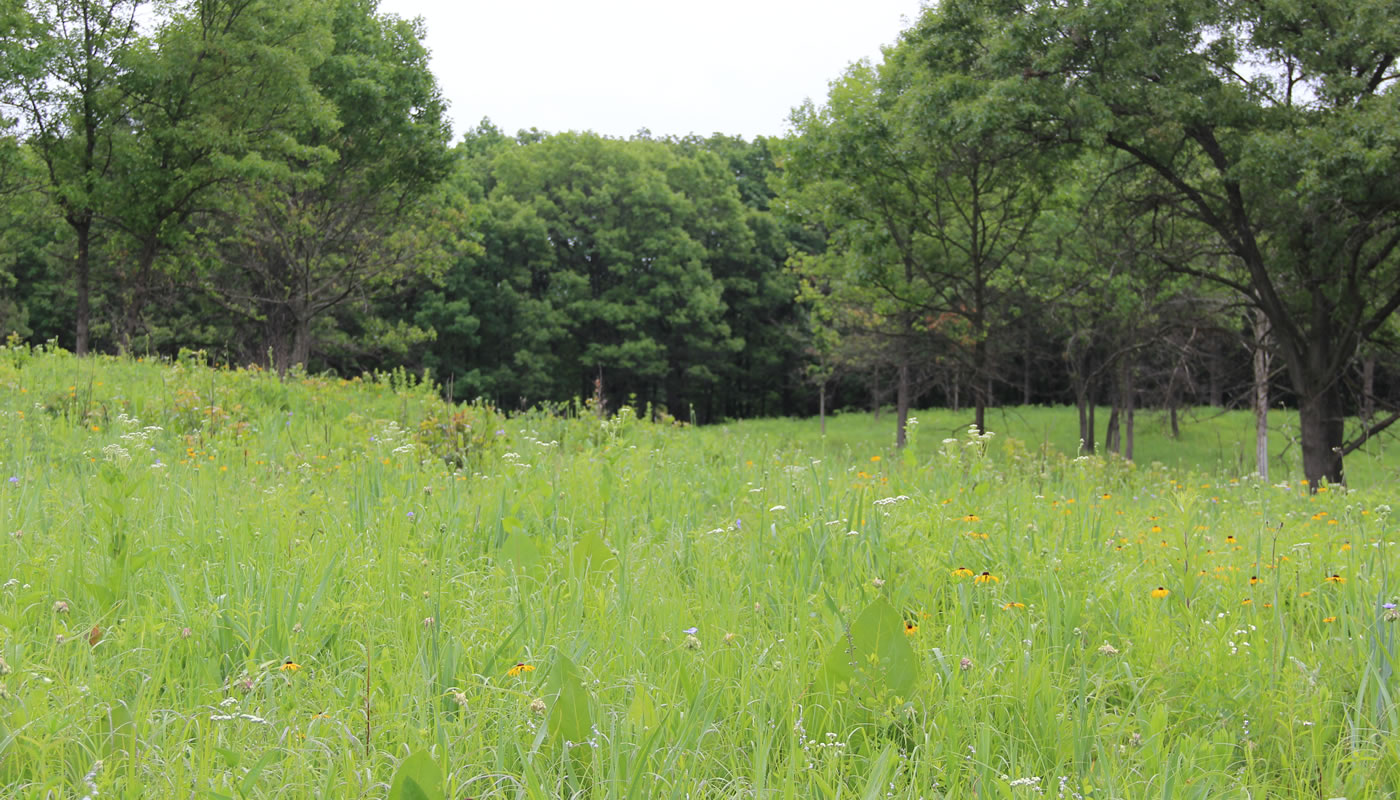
[
  {"left": 991, "top": 0, "right": 1400, "bottom": 487},
  {"left": 205, "top": 0, "right": 454, "bottom": 374},
  {"left": 0, "top": 0, "right": 145, "bottom": 354},
  {"left": 416, "top": 131, "right": 754, "bottom": 416},
  {"left": 782, "top": 2, "right": 1055, "bottom": 446}
]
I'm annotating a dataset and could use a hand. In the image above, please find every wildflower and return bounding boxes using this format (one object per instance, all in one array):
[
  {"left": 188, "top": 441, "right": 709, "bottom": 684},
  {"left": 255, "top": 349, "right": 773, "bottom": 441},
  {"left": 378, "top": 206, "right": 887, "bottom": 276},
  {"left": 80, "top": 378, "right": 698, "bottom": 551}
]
[
  {"left": 1340, "top": 541, "right": 1351, "bottom": 551},
  {"left": 1151, "top": 587, "right": 1170, "bottom": 599},
  {"left": 5, "top": 476, "right": 16, "bottom": 486},
  {"left": 682, "top": 626, "right": 698, "bottom": 635},
  {"left": 974, "top": 571, "right": 999, "bottom": 584},
  {"left": 448, "top": 690, "right": 468, "bottom": 708},
  {"left": 961, "top": 514, "right": 980, "bottom": 522},
  {"left": 422, "top": 617, "right": 434, "bottom": 629},
  {"left": 529, "top": 697, "right": 548, "bottom": 716},
  {"left": 53, "top": 600, "right": 69, "bottom": 614},
  {"left": 870, "top": 455, "right": 881, "bottom": 463},
  {"left": 683, "top": 634, "right": 701, "bottom": 650},
  {"left": 1226, "top": 535, "right": 1237, "bottom": 544},
  {"left": 904, "top": 621, "right": 918, "bottom": 635},
  {"left": 959, "top": 657, "right": 973, "bottom": 671},
  {"left": 1241, "top": 598, "right": 1253, "bottom": 605},
  {"left": 951, "top": 567, "right": 975, "bottom": 578},
  {"left": 507, "top": 662, "right": 535, "bottom": 677},
  {"left": 1151, "top": 525, "right": 1162, "bottom": 534},
  {"left": 1325, "top": 574, "right": 1345, "bottom": 584},
  {"left": 280, "top": 660, "right": 301, "bottom": 672},
  {"left": 1249, "top": 576, "right": 1261, "bottom": 585},
  {"left": 1002, "top": 602, "right": 1026, "bottom": 610},
  {"left": 724, "top": 631, "right": 736, "bottom": 644},
  {"left": 1323, "top": 616, "right": 1337, "bottom": 623},
  {"left": 180, "top": 627, "right": 192, "bottom": 640},
  {"left": 1385, "top": 607, "right": 1400, "bottom": 623},
  {"left": 1299, "top": 591, "right": 1313, "bottom": 597},
  {"left": 871, "top": 577, "right": 885, "bottom": 588},
  {"left": 1097, "top": 643, "right": 1119, "bottom": 656}
]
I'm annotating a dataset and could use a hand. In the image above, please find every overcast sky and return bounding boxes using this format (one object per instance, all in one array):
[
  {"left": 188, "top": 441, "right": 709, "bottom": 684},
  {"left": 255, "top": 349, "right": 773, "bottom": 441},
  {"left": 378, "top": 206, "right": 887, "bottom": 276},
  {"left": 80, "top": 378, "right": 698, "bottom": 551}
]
[{"left": 373, "top": 0, "right": 924, "bottom": 141}]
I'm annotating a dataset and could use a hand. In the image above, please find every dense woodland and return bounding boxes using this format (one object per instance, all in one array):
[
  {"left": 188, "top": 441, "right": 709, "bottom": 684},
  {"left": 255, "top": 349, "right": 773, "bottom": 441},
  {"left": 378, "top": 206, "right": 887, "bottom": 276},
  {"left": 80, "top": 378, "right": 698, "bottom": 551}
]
[{"left": 2, "top": 0, "right": 1399, "bottom": 487}]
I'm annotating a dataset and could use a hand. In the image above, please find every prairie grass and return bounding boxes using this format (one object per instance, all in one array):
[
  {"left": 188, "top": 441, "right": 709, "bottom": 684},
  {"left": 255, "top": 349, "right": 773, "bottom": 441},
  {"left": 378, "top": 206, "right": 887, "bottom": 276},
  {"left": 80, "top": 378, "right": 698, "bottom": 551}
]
[{"left": 1, "top": 346, "right": 1397, "bottom": 798}]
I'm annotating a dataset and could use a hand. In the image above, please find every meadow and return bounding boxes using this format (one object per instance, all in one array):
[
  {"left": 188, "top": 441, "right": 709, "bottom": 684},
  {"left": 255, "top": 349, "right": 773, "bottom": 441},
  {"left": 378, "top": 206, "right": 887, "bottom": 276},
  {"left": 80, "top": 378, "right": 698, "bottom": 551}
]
[{"left": 1, "top": 345, "right": 1398, "bottom": 799}]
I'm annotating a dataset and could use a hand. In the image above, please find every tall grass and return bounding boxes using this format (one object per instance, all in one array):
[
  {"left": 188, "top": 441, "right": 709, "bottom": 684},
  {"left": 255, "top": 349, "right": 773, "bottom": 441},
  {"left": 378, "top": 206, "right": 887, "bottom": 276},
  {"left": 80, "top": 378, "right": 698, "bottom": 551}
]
[{"left": 0, "top": 346, "right": 1396, "bottom": 798}]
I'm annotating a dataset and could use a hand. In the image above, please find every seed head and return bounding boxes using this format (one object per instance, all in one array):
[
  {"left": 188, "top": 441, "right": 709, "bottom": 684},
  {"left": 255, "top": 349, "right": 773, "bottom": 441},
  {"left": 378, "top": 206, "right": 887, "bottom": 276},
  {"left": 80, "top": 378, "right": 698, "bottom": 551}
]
[
  {"left": 959, "top": 657, "right": 973, "bottom": 671},
  {"left": 53, "top": 600, "right": 69, "bottom": 614},
  {"left": 529, "top": 697, "right": 548, "bottom": 716}
]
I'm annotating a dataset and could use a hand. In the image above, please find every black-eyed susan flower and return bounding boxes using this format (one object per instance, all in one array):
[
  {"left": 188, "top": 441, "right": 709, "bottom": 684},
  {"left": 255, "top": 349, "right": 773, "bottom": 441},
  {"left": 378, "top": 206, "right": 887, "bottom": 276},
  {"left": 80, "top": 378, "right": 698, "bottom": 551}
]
[
  {"left": 974, "top": 571, "right": 999, "bottom": 584},
  {"left": 1323, "top": 616, "right": 1337, "bottom": 623},
  {"left": 1150, "top": 586, "right": 1170, "bottom": 599},
  {"left": 1002, "top": 602, "right": 1026, "bottom": 610},
  {"left": 1225, "top": 535, "right": 1237, "bottom": 544},
  {"left": 280, "top": 659, "right": 301, "bottom": 672},
  {"left": 1326, "top": 574, "right": 1345, "bottom": 584},
  {"left": 951, "top": 566, "right": 975, "bottom": 577},
  {"left": 904, "top": 621, "right": 918, "bottom": 636},
  {"left": 961, "top": 514, "right": 980, "bottom": 522},
  {"left": 1151, "top": 525, "right": 1163, "bottom": 534},
  {"left": 1249, "top": 576, "right": 1261, "bottom": 585},
  {"left": 1341, "top": 541, "right": 1351, "bottom": 551},
  {"left": 507, "top": 662, "right": 536, "bottom": 677}
]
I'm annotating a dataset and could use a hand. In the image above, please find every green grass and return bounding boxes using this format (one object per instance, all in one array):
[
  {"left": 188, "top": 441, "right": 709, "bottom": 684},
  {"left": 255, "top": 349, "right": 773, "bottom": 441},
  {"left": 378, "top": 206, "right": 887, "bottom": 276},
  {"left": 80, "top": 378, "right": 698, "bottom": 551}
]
[{"left": 1, "top": 346, "right": 1398, "bottom": 798}]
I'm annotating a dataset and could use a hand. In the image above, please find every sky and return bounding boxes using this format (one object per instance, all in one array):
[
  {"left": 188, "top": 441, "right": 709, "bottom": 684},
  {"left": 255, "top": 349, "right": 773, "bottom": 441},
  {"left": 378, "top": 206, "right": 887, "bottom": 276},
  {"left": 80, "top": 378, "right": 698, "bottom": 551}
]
[{"left": 373, "top": 0, "right": 925, "bottom": 141}]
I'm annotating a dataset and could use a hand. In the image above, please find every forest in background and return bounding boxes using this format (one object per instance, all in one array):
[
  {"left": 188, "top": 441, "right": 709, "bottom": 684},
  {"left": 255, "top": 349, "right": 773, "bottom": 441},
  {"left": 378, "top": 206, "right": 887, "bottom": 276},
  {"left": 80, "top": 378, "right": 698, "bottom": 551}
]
[{"left": 2, "top": 0, "right": 1400, "bottom": 488}]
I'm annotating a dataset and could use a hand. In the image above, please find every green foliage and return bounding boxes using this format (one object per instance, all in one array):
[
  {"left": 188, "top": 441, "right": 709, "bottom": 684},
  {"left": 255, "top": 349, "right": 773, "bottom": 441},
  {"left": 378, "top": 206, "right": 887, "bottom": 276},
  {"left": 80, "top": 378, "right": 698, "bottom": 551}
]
[
  {"left": 815, "top": 598, "right": 918, "bottom": 727},
  {"left": 387, "top": 751, "right": 443, "bottom": 800},
  {"left": 414, "top": 402, "right": 506, "bottom": 469}
]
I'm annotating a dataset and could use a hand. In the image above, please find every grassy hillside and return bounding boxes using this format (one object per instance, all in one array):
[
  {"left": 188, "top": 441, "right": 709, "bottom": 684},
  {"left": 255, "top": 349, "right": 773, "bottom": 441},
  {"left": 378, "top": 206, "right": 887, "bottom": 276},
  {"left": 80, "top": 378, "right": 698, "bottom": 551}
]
[{"left": 1, "top": 347, "right": 1397, "bottom": 798}]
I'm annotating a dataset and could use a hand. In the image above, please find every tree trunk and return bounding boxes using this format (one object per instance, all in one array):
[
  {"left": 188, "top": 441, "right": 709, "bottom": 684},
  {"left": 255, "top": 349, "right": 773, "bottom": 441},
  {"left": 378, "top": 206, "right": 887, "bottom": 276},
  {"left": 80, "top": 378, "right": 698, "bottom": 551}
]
[
  {"left": 1252, "top": 309, "right": 1271, "bottom": 480},
  {"left": 74, "top": 220, "right": 92, "bottom": 356},
  {"left": 1123, "top": 363, "right": 1135, "bottom": 461},
  {"left": 1087, "top": 400, "right": 1097, "bottom": 455},
  {"left": 895, "top": 361, "right": 910, "bottom": 449},
  {"left": 1105, "top": 406, "right": 1120, "bottom": 454},
  {"left": 1361, "top": 354, "right": 1376, "bottom": 422},
  {"left": 1208, "top": 339, "right": 1223, "bottom": 407},
  {"left": 1298, "top": 385, "right": 1344, "bottom": 489}
]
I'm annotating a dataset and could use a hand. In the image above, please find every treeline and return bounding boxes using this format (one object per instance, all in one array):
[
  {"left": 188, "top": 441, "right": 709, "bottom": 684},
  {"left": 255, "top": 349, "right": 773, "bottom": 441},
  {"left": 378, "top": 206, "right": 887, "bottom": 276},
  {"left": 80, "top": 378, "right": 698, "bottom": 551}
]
[{"left": 2, "top": 0, "right": 1399, "bottom": 487}]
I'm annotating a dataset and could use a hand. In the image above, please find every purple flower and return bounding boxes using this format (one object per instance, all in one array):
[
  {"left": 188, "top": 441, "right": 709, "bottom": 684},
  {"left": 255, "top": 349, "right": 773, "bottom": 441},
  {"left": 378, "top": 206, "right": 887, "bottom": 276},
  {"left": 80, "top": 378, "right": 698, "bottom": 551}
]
[
  {"left": 6, "top": 476, "right": 16, "bottom": 486},
  {"left": 682, "top": 627, "right": 698, "bottom": 635},
  {"left": 406, "top": 512, "right": 416, "bottom": 521},
  {"left": 1384, "top": 603, "right": 1397, "bottom": 610},
  {"left": 735, "top": 518, "right": 742, "bottom": 530}
]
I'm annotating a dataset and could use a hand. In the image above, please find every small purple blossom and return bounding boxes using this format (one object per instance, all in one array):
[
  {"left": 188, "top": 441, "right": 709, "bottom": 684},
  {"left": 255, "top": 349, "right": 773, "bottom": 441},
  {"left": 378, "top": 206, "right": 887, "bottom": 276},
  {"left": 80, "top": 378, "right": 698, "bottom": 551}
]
[
  {"left": 6, "top": 476, "right": 17, "bottom": 486},
  {"left": 735, "top": 518, "right": 742, "bottom": 530},
  {"left": 682, "top": 627, "right": 698, "bottom": 635},
  {"left": 406, "top": 511, "right": 416, "bottom": 521},
  {"left": 1384, "top": 603, "right": 1397, "bottom": 610}
]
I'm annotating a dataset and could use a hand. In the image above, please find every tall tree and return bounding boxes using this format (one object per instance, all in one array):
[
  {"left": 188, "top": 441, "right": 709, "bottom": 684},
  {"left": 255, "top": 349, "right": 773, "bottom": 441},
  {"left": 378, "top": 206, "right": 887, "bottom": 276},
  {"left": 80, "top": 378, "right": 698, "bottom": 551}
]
[
  {"left": 206, "top": 0, "right": 454, "bottom": 374},
  {"left": 0, "top": 0, "right": 145, "bottom": 354},
  {"left": 991, "top": 0, "right": 1400, "bottom": 487}
]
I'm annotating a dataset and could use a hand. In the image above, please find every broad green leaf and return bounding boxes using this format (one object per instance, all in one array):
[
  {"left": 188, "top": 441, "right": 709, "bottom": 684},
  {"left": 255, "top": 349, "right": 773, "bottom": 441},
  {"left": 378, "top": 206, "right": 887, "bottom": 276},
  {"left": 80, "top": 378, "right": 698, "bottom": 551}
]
[
  {"left": 498, "top": 532, "right": 541, "bottom": 574},
  {"left": 569, "top": 532, "right": 616, "bottom": 576},
  {"left": 627, "top": 686, "right": 659, "bottom": 731},
  {"left": 547, "top": 653, "right": 592, "bottom": 745},
  {"left": 387, "top": 750, "right": 444, "bottom": 800},
  {"left": 817, "top": 598, "right": 917, "bottom": 699}
]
